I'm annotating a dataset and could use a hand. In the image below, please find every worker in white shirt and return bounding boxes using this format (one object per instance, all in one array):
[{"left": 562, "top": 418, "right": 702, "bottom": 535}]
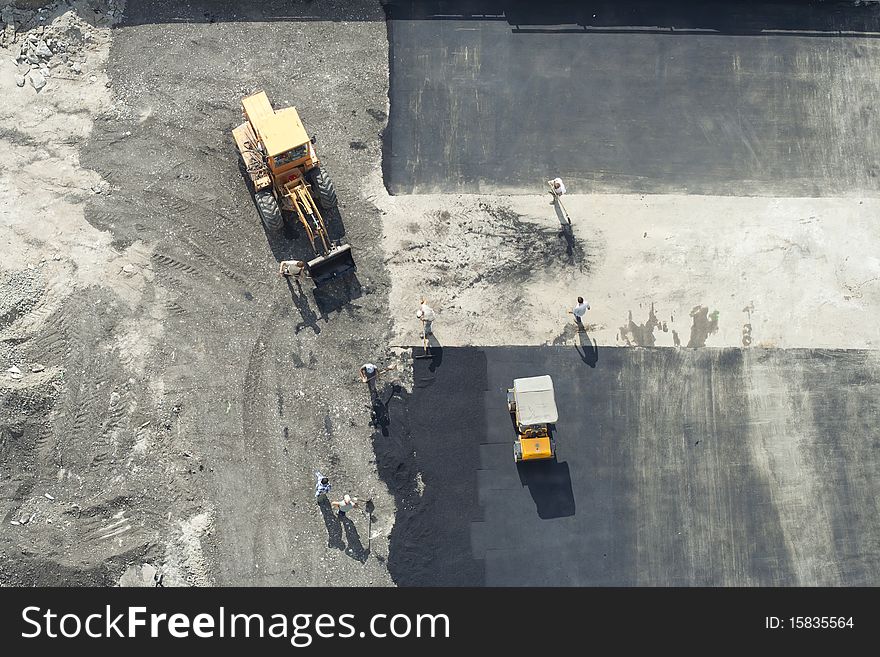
[
  {"left": 331, "top": 494, "right": 360, "bottom": 517},
  {"left": 359, "top": 362, "right": 397, "bottom": 394},
  {"left": 278, "top": 259, "right": 307, "bottom": 279},
  {"left": 416, "top": 298, "right": 436, "bottom": 337},
  {"left": 569, "top": 296, "right": 590, "bottom": 332},
  {"left": 547, "top": 177, "right": 566, "bottom": 203}
]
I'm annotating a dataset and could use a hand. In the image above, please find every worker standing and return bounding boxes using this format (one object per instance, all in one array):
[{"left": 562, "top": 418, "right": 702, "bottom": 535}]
[
  {"left": 279, "top": 259, "right": 307, "bottom": 279},
  {"left": 569, "top": 296, "right": 590, "bottom": 332},
  {"left": 360, "top": 363, "right": 379, "bottom": 392},
  {"left": 416, "top": 298, "right": 436, "bottom": 337},
  {"left": 314, "top": 471, "right": 332, "bottom": 502},
  {"left": 547, "top": 177, "right": 566, "bottom": 203},
  {"left": 331, "top": 494, "right": 360, "bottom": 518},
  {"left": 359, "top": 362, "right": 397, "bottom": 394}
]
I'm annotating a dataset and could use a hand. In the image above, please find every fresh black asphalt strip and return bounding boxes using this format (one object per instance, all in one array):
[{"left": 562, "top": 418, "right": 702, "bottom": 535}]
[
  {"left": 374, "top": 345, "right": 880, "bottom": 586},
  {"left": 384, "top": 0, "right": 880, "bottom": 195}
]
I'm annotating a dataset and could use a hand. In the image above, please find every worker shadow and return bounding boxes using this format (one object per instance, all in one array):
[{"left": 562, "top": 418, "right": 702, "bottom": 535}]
[
  {"left": 517, "top": 458, "right": 576, "bottom": 520},
  {"left": 560, "top": 226, "right": 577, "bottom": 260},
  {"left": 313, "top": 274, "right": 363, "bottom": 320},
  {"left": 369, "top": 382, "right": 401, "bottom": 437},
  {"left": 575, "top": 331, "right": 599, "bottom": 368},
  {"left": 422, "top": 334, "right": 444, "bottom": 372},
  {"left": 285, "top": 277, "right": 321, "bottom": 335},
  {"left": 317, "top": 497, "right": 345, "bottom": 551},
  {"left": 340, "top": 515, "right": 369, "bottom": 563},
  {"left": 551, "top": 202, "right": 578, "bottom": 261},
  {"left": 552, "top": 199, "right": 570, "bottom": 227}
]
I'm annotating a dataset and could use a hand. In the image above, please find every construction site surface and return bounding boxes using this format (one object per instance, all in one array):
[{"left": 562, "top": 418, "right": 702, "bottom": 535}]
[{"left": 1, "top": 0, "right": 879, "bottom": 586}]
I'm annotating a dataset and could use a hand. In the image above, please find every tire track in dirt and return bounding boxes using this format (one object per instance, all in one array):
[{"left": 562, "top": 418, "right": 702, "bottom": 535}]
[
  {"left": 3, "top": 284, "right": 168, "bottom": 579},
  {"left": 161, "top": 299, "right": 188, "bottom": 316},
  {"left": 177, "top": 235, "right": 250, "bottom": 286},
  {"left": 151, "top": 252, "right": 200, "bottom": 276},
  {"left": 211, "top": 299, "right": 297, "bottom": 585},
  {"left": 75, "top": 2, "right": 395, "bottom": 587},
  {"left": 46, "top": 292, "right": 144, "bottom": 474}
]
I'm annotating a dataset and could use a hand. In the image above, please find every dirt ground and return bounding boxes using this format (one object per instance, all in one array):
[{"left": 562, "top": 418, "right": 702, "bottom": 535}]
[{"left": 1, "top": 0, "right": 395, "bottom": 586}]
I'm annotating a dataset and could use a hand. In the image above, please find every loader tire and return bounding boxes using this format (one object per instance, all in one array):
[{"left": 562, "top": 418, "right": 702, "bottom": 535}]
[
  {"left": 311, "top": 167, "right": 338, "bottom": 210},
  {"left": 255, "top": 190, "right": 283, "bottom": 233}
]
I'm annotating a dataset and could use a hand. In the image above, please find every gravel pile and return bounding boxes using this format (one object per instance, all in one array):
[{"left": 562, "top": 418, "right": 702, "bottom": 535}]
[{"left": 1, "top": 0, "right": 124, "bottom": 91}]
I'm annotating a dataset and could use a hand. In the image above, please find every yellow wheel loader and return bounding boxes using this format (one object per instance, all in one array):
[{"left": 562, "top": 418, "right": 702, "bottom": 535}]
[
  {"left": 232, "top": 90, "right": 356, "bottom": 285},
  {"left": 508, "top": 375, "right": 558, "bottom": 462}
]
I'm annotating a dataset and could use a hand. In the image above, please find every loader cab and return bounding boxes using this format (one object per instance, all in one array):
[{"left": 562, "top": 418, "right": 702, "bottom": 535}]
[
  {"left": 270, "top": 143, "right": 309, "bottom": 168},
  {"left": 507, "top": 375, "right": 558, "bottom": 463},
  {"left": 266, "top": 139, "right": 317, "bottom": 180},
  {"left": 241, "top": 91, "right": 318, "bottom": 175}
]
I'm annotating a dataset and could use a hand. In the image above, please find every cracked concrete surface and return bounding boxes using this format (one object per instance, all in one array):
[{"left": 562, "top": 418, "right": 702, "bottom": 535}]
[{"left": 380, "top": 192, "right": 880, "bottom": 349}]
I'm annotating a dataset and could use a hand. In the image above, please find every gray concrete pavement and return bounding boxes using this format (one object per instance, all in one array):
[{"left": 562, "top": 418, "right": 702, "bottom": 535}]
[
  {"left": 385, "top": 1, "right": 880, "bottom": 195},
  {"left": 375, "top": 1, "right": 880, "bottom": 587},
  {"left": 378, "top": 346, "right": 880, "bottom": 586}
]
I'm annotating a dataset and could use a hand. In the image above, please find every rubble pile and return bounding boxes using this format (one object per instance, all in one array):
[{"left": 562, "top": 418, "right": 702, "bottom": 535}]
[{"left": 0, "top": 0, "right": 123, "bottom": 91}]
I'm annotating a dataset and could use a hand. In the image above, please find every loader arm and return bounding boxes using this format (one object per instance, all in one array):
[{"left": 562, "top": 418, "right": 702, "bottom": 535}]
[
  {"left": 285, "top": 180, "right": 355, "bottom": 284},
  {"left": 283, "top": 178, "right": 331, "bottom": 255}
]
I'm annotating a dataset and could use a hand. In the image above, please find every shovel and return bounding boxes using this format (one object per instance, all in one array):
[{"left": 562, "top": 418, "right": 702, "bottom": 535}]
[{"left": 414, "top": 332, "right": 432, "bottom": 359}]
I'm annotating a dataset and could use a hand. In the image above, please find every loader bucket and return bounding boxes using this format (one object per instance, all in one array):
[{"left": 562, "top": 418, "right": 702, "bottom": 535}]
[{"left": 307, "top": 244, "right": 356, "bottom": 286}]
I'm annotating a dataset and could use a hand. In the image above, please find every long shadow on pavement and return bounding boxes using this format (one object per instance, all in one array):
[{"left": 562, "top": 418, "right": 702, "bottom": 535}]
[
  {"left": 517, "top": 459, "right": 576, "bottom": 520},
  {"left": 384, "top": 1, "right": 880, "bottom": 36},
  {"left": 369, "top": 382, "right": 402, "bottom": 437},
  {"left": 575, "top": 331, "right": 599, "bottom": 368}
]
